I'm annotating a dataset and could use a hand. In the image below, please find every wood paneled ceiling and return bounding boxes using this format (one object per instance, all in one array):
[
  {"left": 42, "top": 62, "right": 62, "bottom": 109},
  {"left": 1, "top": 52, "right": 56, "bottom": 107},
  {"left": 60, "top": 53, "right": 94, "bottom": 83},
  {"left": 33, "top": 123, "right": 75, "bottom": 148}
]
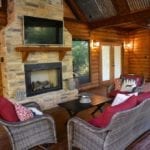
[{"left": 65, "top": 0, "right": 150, "bottom": 32}]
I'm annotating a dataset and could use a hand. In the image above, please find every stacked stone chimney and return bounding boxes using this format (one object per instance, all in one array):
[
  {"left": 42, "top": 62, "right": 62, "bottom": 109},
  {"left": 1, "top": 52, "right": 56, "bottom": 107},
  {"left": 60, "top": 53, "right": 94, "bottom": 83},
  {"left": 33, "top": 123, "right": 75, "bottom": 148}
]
[{"left": 1, "top": 0, "right": 78, "bottom": 110}]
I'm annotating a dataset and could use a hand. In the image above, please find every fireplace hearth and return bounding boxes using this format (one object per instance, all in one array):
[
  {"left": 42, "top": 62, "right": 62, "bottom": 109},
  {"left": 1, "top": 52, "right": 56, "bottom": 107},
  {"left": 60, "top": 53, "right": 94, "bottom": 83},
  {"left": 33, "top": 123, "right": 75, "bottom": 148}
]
[{"left": 24, "top": 62, "right": 62, "bottom": 97}]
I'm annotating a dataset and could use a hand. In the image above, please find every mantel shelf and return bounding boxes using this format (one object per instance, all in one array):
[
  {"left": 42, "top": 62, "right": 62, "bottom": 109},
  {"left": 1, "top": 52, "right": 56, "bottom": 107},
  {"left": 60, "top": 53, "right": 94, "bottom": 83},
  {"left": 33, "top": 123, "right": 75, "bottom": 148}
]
[{"left": 15, "top": 46, "right": 71, "bottom": 62}]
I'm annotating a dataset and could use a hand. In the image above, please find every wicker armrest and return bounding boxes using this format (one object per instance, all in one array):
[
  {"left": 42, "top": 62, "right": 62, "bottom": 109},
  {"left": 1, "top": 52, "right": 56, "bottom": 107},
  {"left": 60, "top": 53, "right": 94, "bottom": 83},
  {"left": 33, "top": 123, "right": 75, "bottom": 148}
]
[
  {"left": 67, "top": 117, "right": 109, "bottom": 150},
  {"left": 22, "top": 101, "right": 41, "bottom": 110},
  {"left": 0, "top": 114, "right": 53, "bottom": 127},
  {"left": 67, "top": 117, "right": 108, "bottom": 134},
  {"left": 0, "top": 114, "right": 57, "bottom": 150}
]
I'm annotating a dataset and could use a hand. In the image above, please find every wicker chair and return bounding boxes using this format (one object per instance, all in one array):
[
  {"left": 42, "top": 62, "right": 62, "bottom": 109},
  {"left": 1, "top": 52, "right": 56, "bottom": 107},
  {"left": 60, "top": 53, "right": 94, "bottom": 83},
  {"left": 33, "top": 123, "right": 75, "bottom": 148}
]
[
  {"left": 0, "top": 102, "right": 57, "bottom": 150},
  {"left": 107, "top": 74, "right": 144, "bottom": 98},
  {"left": 67, "top": 98, "right": 150, "bottom": 150}
]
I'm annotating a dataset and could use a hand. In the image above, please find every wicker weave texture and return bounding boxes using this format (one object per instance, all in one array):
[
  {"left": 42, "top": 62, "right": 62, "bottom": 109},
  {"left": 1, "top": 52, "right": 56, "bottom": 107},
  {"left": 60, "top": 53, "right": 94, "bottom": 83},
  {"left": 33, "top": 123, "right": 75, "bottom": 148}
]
[
  {"left": 67, "top": 98, "right": 150, "bottom": 150},
  {"left": 0, "top": 102, "right": 57, "bottom": 150}
]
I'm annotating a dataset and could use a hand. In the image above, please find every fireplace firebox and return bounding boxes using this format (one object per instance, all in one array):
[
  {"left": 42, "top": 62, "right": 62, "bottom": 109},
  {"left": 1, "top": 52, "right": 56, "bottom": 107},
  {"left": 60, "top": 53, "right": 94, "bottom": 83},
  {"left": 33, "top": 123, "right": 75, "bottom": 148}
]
[{"left": 24, "top": 62, "right": 62, "bottom": 97}]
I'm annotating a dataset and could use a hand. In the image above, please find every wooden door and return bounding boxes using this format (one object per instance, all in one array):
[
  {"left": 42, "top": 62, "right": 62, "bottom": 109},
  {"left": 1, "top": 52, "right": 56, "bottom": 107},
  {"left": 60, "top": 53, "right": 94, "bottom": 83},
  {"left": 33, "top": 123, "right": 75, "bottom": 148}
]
[{"left": 100, "top": 43, "right": 122, "bottom": 85}]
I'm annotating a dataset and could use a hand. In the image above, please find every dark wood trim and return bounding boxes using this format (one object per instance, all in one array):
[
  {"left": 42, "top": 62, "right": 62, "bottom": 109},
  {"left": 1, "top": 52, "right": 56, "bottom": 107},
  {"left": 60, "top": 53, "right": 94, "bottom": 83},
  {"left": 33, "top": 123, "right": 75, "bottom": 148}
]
[
  {"left": 0, "top": 11, "right": 7, "bottom": 26},
  {"left": 64, "top": 17, "right": 85, "bottom": 24},
  {"left": 64, "top": 0, "right": 88, "bottom": 22},
  {"left": 89, "top": 8, "right": 150, "bottom": 29},
  {"left": 111, "top": 0, "right": 130, "bottom": 15},
  {"left": 0, "top": 0, "right": 7, "bottom": 11},
  {"left": 15, "top": 46, "right": 71, "bottom": 62}
]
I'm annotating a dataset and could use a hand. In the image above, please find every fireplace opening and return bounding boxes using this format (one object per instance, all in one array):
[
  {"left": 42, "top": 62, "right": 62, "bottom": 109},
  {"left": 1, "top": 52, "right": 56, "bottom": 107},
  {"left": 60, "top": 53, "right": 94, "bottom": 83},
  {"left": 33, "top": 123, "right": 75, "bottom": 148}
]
[{"left": 24, "top": 62, "right": 62, "bottom": 97}]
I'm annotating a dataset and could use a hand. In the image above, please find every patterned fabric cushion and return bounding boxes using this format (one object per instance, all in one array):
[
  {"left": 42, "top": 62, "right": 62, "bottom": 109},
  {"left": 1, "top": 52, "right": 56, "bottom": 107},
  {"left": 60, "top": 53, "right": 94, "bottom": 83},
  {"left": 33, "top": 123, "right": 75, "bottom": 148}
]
[
  {"left": 14, "top": 103, "right": 34, "bottom": 121},
  {"left": 0, "top": 96, "right": 19, "bottom": 122},
  {"left": 121, "top": 75, "right": 143, "bottom": 86},
  {"left": 120, "top": 79, "right": 136, "bottom": 92},
  {"left": 114, "top": 78, "right": 122, "bottom": 90},
  {"left": 89, "top": 95, "right": 137, "bottom": 128}
]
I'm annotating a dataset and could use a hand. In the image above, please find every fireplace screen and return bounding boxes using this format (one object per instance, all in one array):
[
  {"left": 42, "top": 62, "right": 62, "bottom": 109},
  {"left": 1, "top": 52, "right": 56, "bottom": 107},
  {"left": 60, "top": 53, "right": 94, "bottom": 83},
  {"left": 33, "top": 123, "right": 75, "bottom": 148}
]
[
  {"left": 31, "top": 69, "right": 58, "bottom": 91},
  {"left": 24, "top": 62, "right": 62, "bottom": 96}
]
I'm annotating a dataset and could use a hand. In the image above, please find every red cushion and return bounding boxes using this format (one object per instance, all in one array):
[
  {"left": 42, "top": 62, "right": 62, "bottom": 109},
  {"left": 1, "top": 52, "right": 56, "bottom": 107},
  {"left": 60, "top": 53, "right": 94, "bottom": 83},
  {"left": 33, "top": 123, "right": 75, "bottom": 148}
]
[
  {"left": 137, "top": 91, "right": 150, "bottom": 104},
  {"left": 89, "top": 95, "right": 137, "bottom": 128},
  {"left": 108, "top": 90, "right": 129, "bottom": 98},
  {"left": 0, "top": 97, "right": 19, "bottom": 122}
]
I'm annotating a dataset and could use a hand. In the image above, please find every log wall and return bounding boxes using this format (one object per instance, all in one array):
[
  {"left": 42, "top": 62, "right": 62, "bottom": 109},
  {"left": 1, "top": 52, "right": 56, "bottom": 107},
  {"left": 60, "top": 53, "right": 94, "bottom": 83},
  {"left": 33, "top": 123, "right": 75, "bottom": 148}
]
[
  {"left": 64, "top": 19, "right": 124, "bottom": 90},
  {"left": 128, "top": 29, "right": 150, "bottom": 82},
  {"left": 64, "top": 1, "right": 150, "bottom": 90},
  {"left": 64, "top": 1, "right": 126, "bottom": 90}
]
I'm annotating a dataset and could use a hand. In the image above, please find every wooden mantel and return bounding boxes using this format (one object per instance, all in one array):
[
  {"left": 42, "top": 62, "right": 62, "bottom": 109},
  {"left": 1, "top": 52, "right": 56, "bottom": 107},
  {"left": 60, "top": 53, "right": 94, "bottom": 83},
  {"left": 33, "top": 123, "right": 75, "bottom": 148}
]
[{"left": 15, "top": 46, "right": 71, "bottom": 62}]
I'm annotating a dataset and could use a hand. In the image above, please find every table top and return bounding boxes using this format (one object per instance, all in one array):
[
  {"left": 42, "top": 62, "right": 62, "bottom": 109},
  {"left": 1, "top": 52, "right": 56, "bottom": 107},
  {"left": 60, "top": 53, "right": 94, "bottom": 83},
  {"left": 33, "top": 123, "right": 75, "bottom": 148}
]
[{"left": 58, "top": 94, "right": 112, "bottom": 116}]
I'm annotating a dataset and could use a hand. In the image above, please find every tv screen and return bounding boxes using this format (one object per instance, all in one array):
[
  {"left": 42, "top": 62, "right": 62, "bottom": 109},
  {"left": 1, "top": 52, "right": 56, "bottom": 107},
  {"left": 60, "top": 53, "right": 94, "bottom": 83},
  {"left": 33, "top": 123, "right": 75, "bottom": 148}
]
[{"left": 24, "top": 16, "right": 63, "bottom": 45}]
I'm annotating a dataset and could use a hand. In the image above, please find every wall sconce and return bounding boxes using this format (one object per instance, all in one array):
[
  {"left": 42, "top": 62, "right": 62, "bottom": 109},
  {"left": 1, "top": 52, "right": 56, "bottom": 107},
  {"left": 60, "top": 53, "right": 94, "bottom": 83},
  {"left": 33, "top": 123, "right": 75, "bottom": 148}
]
[
  {"left": 123, "top": 41, "right": 133, "bottom": 51},
  {"left": 92, "top": 40, "right": 100, "bottom": 48}
]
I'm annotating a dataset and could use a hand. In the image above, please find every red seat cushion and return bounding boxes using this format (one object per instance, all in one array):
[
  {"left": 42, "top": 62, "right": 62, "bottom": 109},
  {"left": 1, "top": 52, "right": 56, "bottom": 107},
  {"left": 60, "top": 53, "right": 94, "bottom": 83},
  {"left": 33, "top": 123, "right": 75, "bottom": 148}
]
[
  {"left": 0, "top": 96, "right": 19, "bottom": 122},
  {"left": 137, "top": 91, "right": 150, "bottom": 104},
  {"left": 89, "top": 95, "right": 137, "bottom": 128},
  {"left": 108, "top": 90, "right": 130, "bottom": 98}
]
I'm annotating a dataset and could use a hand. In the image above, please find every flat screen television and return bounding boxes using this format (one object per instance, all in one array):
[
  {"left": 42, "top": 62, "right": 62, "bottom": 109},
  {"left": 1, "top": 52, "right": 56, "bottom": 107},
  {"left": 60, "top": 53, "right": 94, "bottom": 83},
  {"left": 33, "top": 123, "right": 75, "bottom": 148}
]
[{"left": 23, "top": 16, "right": 63, "bottom": 45}]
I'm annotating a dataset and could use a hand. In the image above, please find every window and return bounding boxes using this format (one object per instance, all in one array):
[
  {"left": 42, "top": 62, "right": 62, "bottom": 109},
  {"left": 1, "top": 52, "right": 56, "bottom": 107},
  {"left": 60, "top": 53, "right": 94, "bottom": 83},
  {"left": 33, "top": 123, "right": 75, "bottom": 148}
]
[
  {"left": 101, "top": 43, "right": 122, "bottom": 83},
  {"left": 72, "top": 39, "right": 90, "bottom": 84}
]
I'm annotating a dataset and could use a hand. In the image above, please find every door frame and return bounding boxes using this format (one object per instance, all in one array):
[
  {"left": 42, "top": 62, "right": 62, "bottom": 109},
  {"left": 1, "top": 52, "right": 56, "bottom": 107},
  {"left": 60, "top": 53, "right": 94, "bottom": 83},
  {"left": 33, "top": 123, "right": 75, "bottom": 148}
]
[{"left": 99, "top": 42, "right": 123, "bottom": 85}]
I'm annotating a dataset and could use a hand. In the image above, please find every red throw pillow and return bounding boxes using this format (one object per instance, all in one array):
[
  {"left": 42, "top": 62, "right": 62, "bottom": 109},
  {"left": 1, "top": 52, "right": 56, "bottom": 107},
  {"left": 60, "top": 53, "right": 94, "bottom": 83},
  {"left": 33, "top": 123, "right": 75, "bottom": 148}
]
[
  {"left": 0, "top": 96, "right": 19, "bottom": 122},
  {"left": 14, "top": 103, "right": 34, "bottom": 121},
  {"left": 89, "top": 95, "right": 137, "bottom": 128},
  {"left": 137, "top": 91, "right": 150, "bottom": 104},
  {"left": 108, "top": 90, "right": 130, "bottom": 98},
  {"left": 108, "top": 90, "right": 119, "bottom": 98}
]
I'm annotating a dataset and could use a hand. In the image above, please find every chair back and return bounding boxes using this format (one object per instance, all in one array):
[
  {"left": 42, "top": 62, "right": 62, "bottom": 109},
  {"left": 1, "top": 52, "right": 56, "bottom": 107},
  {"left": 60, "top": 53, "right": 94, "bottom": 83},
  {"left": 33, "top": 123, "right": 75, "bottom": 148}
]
[{"left": 120, "top": 74, "right": 144, "bottom": 87}]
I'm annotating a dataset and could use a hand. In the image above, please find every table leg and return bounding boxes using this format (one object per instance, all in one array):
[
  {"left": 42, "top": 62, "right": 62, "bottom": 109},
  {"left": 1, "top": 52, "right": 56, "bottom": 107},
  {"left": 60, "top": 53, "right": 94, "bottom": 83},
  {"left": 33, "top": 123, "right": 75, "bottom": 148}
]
[
  {"left": 91, "top": 101, "right": 112, "bottom": 117},
  {"left": 91, "top": 104, "right": 103, "bottom": 117}
]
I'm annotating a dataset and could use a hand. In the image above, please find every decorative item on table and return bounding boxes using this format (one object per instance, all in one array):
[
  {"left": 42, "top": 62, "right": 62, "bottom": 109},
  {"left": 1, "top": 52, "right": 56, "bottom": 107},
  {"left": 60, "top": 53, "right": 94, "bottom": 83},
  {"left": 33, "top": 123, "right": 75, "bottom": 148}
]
[{"left": 79, "top": 95, "right": 91, "bottom": 103}]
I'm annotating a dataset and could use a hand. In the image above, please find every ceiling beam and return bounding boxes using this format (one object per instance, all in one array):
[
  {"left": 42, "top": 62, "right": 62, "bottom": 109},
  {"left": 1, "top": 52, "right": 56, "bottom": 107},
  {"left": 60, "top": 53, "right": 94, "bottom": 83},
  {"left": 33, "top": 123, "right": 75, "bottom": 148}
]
[
  {"left": 0, "top": 0, "right": 7, "bottom": 11},
  {"left": 64, "top": 0, "right": 88, "bottom": 22},
  {"left": 111, "top": 0, "right": 130, "bottom": 15},
  {"left": 89, "top": 8, "right": 150, "bottom": 29}
]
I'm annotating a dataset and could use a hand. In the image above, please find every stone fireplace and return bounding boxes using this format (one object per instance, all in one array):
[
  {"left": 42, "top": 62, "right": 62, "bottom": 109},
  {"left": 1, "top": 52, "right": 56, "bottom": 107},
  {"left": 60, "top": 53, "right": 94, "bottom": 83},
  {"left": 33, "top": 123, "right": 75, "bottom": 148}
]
[
  {"left": 1, "top": 0, "right": 78, "bottom": 110},
  {"left": 24, "top": 62, "right": 62, "bottom": 97}
]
